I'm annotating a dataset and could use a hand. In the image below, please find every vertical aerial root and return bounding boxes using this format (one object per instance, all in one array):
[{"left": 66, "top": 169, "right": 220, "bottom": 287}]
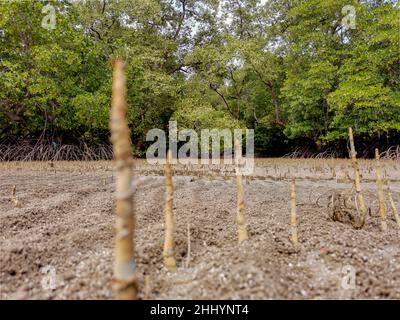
[
  {"left": 186, "top": 222, "right": 191, "bottom": 268},
  {"left": 11, "top": 185, "right": 19, "bottom": 207},
  {"left": 348, "top": 127, "right": 367, "bottom": 229},
  {"left": 144, "top": 275, "right": 151, "bottom": 300},
  {"left": 235, "top": 139, "right": 248, "bottom": 244},
  {"left": 163, "top": 149, "right": 177, "bottom": 271},
  {"left": 110, "top": 59, "right": 138, "bottom": 300},
  {"left": 386, "top": 181, "right": 400, "bottom": 229},
  {"left": 375, "top": 149, "right": 387, "bottom": 232},
  {"left": 290, "top": 177, "right": 299, "bottom": 251}
]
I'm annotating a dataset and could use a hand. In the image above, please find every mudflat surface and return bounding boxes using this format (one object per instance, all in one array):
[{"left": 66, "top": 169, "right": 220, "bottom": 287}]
[{"left": 0, "top": 160, "right": 399, "bottom": 299}]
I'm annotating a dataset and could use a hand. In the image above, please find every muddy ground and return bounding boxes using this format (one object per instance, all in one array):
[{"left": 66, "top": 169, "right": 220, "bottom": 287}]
[{"left": 0, "top": 160, "right": 399, "bottom": 300}]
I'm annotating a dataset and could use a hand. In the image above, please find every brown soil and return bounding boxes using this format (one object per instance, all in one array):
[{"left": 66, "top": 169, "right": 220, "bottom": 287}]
[{"left": 0, "top": 160, "right": 399, "bottom": 300}]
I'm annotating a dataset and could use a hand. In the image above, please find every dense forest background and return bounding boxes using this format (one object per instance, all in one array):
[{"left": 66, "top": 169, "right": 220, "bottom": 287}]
[{"left": 0, "top": 0, "right": 399, "bottom": 159}]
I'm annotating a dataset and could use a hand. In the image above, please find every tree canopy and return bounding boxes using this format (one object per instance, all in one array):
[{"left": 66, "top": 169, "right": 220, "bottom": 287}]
[{"left": 0, "top": 0, "right": 399, "bottom": 157}]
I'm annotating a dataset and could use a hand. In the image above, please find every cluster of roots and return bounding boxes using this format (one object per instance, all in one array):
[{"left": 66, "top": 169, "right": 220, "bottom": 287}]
[{"left": 328, "top": 191, "right": 366, "bottom": 229}]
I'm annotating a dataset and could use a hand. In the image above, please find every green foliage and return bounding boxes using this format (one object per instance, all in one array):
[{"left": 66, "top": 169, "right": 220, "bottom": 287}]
[
  {"left": 326, "top": 2, "right": 400, "bottom": 141},
  {"left": 0, "top": 0, "right": 398, "bottom": 155},
  {"left": 0, "top": 1, "right": 110, "bottom": 140}
]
